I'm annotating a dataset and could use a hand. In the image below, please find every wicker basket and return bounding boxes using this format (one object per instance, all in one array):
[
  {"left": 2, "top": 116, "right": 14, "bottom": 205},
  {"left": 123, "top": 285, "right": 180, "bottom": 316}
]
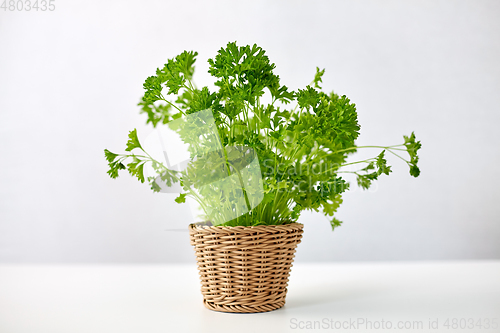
[{"left": 189, "top": 223, "right": 304, "bottom": 313}]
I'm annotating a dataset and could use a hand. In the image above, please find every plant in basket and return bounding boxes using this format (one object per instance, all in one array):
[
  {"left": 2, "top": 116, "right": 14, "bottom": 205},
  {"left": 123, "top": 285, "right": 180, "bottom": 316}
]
[{"left": 104, "top": 42, "right": 421, "bottom": 313}]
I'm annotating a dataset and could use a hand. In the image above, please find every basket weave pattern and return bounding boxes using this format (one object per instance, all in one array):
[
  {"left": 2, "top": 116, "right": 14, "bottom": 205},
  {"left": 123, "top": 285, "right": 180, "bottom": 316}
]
[{"left": 189, "top": 223, "right": 304, "bottom": 313}]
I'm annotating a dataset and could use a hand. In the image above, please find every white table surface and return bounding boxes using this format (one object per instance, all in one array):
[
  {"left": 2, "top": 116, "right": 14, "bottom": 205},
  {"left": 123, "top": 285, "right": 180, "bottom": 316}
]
[{"left": 0, "top": 262, "right": 499, "bottom": 333}]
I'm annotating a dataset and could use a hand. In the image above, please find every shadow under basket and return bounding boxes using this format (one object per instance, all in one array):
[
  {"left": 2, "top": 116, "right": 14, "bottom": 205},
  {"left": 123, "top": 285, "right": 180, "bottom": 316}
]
[{"left": 188, "top": 223, "right": 304, "bottom": 313}]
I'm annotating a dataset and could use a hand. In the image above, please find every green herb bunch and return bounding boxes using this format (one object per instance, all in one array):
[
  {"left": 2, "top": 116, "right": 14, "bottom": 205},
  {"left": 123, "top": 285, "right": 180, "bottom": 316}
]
[{"left": 104, "top": 42, "right": 421, "bottom": 230}]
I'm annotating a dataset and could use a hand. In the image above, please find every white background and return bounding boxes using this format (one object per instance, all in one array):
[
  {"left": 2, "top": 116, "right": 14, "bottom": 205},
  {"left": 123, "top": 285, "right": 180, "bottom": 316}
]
[{"left": 1, "top": 0, "right": 499, "bottom": 263}]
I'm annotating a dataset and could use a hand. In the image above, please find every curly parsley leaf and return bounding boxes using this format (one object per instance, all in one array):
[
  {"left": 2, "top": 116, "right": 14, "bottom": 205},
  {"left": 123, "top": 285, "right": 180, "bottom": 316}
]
[
  {"left": 208, "top": 42, "right": 283, "bottom": 107},
  {"left": 105, "top": 155, "right": 125, "bottom": 180},
  {"left": 156, "top": 50, "right": 198, "bottom": 95},
  {"left": 313, "top": 67, "right": 325, "bottom": 89},
  {"left": 125, "top": 129, "right": 142, "bottom": 152},
  {"left": 404, "top": 132, "right": 422, "bottom": 177},
  {"left": 104, "top": 149, "right": 119, "bottom": 163},
  {"left": 296, "top": 85, "right": 320, "bottom": 110},
  {"left": 138, "top": 101, "right": 173, "bottom": 127},
  {"left": 127, "top": 156, "right": 145, "bottom": 183},
  {"left": 376, "top": 150, "right": 392, "bottom": 176},
  {"left": 148, "top": 177, "right": 162, "bottom": 193},
  {"left": 174, "top": 193, "right": 187, "bottom": 203},
  {"left": 104, "top": 149, "right": 126, "bottom": 179},
  {"left": 330, "top": 217, "right": 343, "bottom": 231},
  {"left": 142, "top": 76, "right": 164, "bottom": 105}
]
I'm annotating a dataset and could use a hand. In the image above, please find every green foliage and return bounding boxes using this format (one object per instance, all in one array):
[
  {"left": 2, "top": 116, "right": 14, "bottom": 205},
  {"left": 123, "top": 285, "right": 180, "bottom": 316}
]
[
  {"left": 208, "top": 42, "right": 282, "bottom": 106},
  {"left": 330, "top": 217, "right": 343, "bottom": 231},
  {"left": 104, "top": 42, "right": 421, "bottom": 230},
  {"left": 104, "top": 149, "right": 125, "bottom": 179},
  {"left": 174, "top": 193, "right": 187, "bottom": 203},
  {"left": 148, "top": 177, "right": 162, "bottom": 192},
  {"left": 139, "top": 51, "right": 198, "bottom": 127},
  {"left": 125, "top": 129, "right": 142, "bottom": 151},
  {"left": 127, "top": 156, "right": 145, "bottom": 183},
  {"left": 376, "top": 150, "right": 392, "bottom": 176},
  {"left": 105, "top": 131, "right": 180, "bottom": 191},
  {"left": 157, "top": 51, "right": 198, "bottom": 95},
  {"left": 404, "top": 132, "right": 422, "bottom": 177},
  {"left": 313, "top": 67, "right": 325, "bottom": 89}
]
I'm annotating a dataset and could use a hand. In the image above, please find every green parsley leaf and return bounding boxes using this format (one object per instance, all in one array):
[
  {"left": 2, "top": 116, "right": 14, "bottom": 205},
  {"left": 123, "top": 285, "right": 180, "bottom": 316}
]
[
  {"left": 404, "top": 132, "right": 422, "bottom": 177},
  {"left": 376, "top": 150, "right": 392, "bottom": 176},
  {"left": 330, "top": 217, "right": 343, "bottom": 231},
  {"left": 127, "top": 156, "right": 145, "bottom": 183},
  {"left": 125, "top": 129, "right": 142, "bottom": 152},
  {"left": 104, "top": 149, "right": 118, "bottom": 163},
  {"left": 313, "top": 67, "right": 325, "bottom": 89},
  {"left": 174, "top": 193, "right": 187, "bottom": 203}
]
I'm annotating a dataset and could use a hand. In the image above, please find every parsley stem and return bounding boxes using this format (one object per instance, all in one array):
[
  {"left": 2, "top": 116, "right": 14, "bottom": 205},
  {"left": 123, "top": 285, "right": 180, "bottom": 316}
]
[
  {"left": 318, "top": 158, "right": 373, "bottom": 175},
  {"left": 335, "top": 145, "right": 405, "bottom": 154},
  {"left": 339, "top": 158, "right": 377, "bottom": 168},
  {"left": 227, "top": 160, "right": 252, "bottom": 212},
  {"left": 385, "top": 149, "right": 411, "bottom": 164},
  {"left": 160, "top": 94, "right": 184, "bottom": 114},
  {"left": 185, "top": 78, "right": 196, "bottom": 92}
]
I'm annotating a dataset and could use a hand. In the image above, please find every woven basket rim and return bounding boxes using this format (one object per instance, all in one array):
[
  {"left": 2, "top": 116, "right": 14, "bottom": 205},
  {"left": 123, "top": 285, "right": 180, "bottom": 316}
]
[{"left": 188, "top": 222, "right": 303, "bottom": 232}]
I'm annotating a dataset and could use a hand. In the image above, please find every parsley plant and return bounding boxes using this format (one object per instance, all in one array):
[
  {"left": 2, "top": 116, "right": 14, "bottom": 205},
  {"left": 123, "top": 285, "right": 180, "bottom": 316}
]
[{"left": 105, "top": 42, "right": 421, "bottom": 230}]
